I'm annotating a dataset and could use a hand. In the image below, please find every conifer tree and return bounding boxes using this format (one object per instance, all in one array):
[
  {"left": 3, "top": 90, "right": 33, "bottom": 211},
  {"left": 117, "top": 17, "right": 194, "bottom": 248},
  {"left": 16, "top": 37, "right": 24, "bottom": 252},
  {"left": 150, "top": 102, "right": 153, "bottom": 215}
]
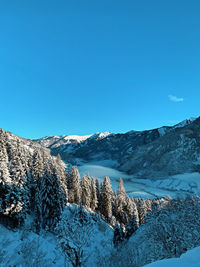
[
  {"left": 90, "top": 177, "right": 98, "bottom": 211},
  {"left": 125, "top": 198, "right": 140, "bottom": 239},
  {"left": 29, "top": 149, "right": 45, "bottom": 209},
  {"left": 95, "top": 179, "right": 100, "bottom": 202},
  {"left": 9, "top": 140, "right": 26, "bottom": 187},
  {"left": 68, "top": 166, "right": 81, "bottom": 204},
  {"left": 35, "top": 168, "right": 65, "bottom": 230},
  {"left": 118, "top": 178, "right": 127, "bottom": 218},
  {"left": 0, "top": 134, "right": 29, "bottom": 225},
  {"left": 112, "top": 192, "right": 119, "bottom": 221},
  {"left": 81, "top": 174, "right": 91, "bottom": 209},
  {"left": 31, "top": 149, "right": 44, "bottom": 181},
  {"left": 97, "top": 181, "right": 104, "bottom": 214},
  {"left": 113, "top": 178, "right": 128, "bottom": 224},
  {"left": 145, "top": 198, "right": 153, "bottom": 213},
  {"left": 124, "top": 197, "right": 134, "bottom": 221},
  {"left": 117, "top": 178, "right": 126, "bottom": 199},
  {"left": 0, "top": 129, "right": 11, "bottom": 184},
  {"left": 5, "top": 184, "right": 24, "bottom": 218},
  {"left": 137, "top": 198, "right": 148, "bottom": 225},
  {"left": 101, "top": 176, "right": 113, "bottom": 220},
  {"left": 56, "top": 154, "right": 68, "bottom": 203}
]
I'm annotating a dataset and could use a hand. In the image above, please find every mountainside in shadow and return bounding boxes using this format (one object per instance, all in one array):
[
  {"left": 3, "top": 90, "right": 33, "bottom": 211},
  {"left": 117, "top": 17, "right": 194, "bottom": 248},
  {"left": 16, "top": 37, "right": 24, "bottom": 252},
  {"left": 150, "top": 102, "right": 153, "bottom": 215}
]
[{"left": 35, "top": 117, "right": 200, "bottom": 178}]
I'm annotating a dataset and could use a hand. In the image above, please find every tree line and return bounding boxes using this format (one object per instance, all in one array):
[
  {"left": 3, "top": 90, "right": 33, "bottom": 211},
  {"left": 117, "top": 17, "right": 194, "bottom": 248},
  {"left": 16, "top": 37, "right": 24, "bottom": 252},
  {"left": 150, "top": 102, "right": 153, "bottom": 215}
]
[{"left": 0, "top": 128, "right": 162, "bottom": 238}]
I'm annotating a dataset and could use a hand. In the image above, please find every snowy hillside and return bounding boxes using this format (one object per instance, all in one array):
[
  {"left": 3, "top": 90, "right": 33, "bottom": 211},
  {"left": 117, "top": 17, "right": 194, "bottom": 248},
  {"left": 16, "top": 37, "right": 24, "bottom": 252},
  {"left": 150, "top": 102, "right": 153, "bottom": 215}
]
[{"left": 0, "top": 205, "right": 113, "bottom": 267}]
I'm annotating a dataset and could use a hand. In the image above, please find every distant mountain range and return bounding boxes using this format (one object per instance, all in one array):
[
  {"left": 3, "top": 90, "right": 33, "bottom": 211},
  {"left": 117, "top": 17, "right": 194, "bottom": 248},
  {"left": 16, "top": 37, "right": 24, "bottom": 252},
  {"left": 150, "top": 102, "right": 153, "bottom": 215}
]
[{"left": 35, "top": 117, "right": 200, "bottom": 178}]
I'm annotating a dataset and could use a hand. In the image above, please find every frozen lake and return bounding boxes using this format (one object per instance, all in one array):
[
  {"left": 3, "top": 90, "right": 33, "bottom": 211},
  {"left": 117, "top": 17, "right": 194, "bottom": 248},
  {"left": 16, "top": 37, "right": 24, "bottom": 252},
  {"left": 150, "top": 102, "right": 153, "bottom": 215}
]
[{"left": 78, "top": 163, "right": 184, "bottom": 199}]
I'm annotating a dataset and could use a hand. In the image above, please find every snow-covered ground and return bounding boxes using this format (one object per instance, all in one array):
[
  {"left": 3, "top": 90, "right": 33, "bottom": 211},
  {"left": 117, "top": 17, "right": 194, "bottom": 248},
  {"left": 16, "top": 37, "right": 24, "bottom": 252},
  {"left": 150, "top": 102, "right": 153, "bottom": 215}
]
[
  {"left": 0, "top": 223, "right": 64, "bottom": 266},
  {"left": 78, "top": 163, "right": 191, "bottom": 199},
  {"left": 0, "top": 206, "right": 113, "bottom": 267},
  {"left": 132, "top": 172, "right": 200, "bottom": 195},
  {"left": 145, "top": 246, "right": 200, "bottom": 267}
]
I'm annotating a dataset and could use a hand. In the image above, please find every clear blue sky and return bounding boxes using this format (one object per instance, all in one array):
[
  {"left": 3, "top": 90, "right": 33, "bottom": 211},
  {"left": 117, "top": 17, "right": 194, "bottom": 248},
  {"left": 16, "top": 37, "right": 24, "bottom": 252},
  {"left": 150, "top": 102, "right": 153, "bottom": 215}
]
[{"left": 0, "top": 0, "right": 200, "bottom": 139}]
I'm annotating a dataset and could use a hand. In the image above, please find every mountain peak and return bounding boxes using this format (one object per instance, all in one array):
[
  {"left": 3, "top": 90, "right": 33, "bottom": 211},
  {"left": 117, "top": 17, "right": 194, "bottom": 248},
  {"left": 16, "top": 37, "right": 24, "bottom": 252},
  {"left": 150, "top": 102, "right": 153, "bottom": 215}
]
[
  {"left": 62, "top": 134, "right": 93, "bottom": 143},
  {"left": 174, "top": 117, "right": 196, "bottom": 129}
]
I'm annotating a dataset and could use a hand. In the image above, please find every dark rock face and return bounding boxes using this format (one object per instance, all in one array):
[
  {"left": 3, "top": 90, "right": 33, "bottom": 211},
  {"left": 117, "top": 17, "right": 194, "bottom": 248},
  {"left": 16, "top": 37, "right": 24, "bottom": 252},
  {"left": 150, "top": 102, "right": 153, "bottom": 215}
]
[{"left": 35, "top": 117, "right": 200, "bottom": 178}]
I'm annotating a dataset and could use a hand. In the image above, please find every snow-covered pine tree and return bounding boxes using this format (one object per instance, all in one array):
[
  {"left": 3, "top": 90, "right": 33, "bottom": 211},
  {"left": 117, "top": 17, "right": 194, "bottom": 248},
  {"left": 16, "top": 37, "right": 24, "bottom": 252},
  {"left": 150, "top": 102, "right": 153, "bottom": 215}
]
[
  {"left": 125, "top": 198, "right": 140, "bottom": 239},
  {"left": 81, "top": 174, "right": 91, "bottom": 209},
  {"left": 28, "top": 149, "right": 45, "bottom": 210},
  {"left": 136, "top": 198, "right": 148, "bottom": 225},
  {"left": 112, "top": 192, "right": 118, "bottom": 218},
  {"left": 9, "top": 139, "right": 26, "bottom": 187},
  {"left": 114, "top": 178, "right": 128, "bottom": 224},
  {"left": 0, "top": 132, "right": 29, "bottom": 226},
  {"left": 95, "top": 178, "right": 100, "bottom": 202},
  {"left": 97, "top": 181, "right": 104, "bottom": 214},
  {"left": 145, "top": 198, "right": 153, "bottom": 213},
  {"left": 124, "top": 197, "right": 134, "bottom": 221},
  {"left": 90, "top": 177, "right": 98, "bottom": 211},
  {"left": 9, "top": 139, "right": 30, "bottom": 212},
  {"left": 117, "top": 178, "right": 126, "bottom": 198},
  {"left": 0, "top": 129, "right": 11, "bottom": 184},
  {"left": 101, "top": 176, "right": 113, "bottom": 220},
  {"left": 68, "top": 166, "right": 81, "bottom": 205},
  {"left": 0, "top": 185, "right": 24, "bottom": 227},
  {"left": 4, "top": 184, "right": 24, "bottom": 220},
  {"left": 31, "top": 149, "right": 44, "bottom": 181},
  {"left": 34, "top": 167, "right": 65, "bottom": 231},
  {"left": 56, "top": 154, "right": 68, "bottom": 203}
]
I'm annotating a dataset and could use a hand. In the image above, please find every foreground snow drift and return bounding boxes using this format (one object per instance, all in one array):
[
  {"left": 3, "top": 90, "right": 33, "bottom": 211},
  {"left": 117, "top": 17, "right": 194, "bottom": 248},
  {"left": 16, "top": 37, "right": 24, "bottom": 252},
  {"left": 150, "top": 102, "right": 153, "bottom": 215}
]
[
  {"left": 146, "top": 245, "right": 200, "bottom": 267},
  {"left": 0, "top": 224, "right": 62, "bottom": 267}
]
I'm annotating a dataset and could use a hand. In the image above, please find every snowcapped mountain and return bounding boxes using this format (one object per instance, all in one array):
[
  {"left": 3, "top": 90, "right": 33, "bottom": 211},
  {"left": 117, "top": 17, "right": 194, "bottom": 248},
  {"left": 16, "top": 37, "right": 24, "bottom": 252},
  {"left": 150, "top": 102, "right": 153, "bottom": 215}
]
[
  {"left": 35, "top": 117, "right": 200, "bottom": 178},
  {"left": 37, "top": 132, "right": 112, "bottom": 147}
]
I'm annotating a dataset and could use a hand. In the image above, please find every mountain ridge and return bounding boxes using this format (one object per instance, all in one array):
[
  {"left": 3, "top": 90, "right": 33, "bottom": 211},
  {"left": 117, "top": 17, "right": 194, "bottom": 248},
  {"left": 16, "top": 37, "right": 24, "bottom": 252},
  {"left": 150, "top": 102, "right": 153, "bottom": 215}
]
[
  {"left": 34, "top": 117, "right": 200, "bottom": 178},
  {"left": 35, "top": 117, "right": 196, "bottom": 143}
]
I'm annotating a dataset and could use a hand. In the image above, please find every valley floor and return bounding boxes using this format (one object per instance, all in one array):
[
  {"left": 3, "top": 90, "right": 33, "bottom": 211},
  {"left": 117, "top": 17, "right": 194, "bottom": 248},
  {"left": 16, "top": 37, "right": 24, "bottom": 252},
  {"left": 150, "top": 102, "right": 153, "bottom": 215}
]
[{"left": 78, "top": 162, "right": 200, "bottom": 199}]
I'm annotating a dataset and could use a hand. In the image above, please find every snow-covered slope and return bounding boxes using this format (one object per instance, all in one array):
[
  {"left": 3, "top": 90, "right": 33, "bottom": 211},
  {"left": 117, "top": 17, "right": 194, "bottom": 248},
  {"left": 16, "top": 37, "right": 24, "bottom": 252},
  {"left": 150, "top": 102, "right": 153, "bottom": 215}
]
[
  {"left": 0, "top": 205, "right": 113, "bottom": 267},
  {"left": 120, "top": 117, "right": 200, "bottom": 177},
  {"left": 146, "top": 246, "right": 200, "bottom": 267},
  {"left": 132, "top": 172, "right": 200, "bottom": 194}
]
